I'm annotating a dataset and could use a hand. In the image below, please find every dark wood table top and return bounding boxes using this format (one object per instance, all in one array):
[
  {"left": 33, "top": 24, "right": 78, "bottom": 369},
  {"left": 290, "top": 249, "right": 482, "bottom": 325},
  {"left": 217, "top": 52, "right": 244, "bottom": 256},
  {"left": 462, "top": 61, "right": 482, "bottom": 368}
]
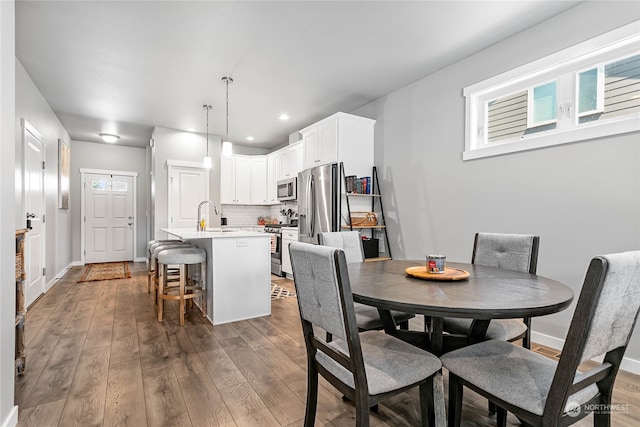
[
  {"left": 349, "top": 260, "right": 574, "bottom": 319},
  {"left": 347, "top": 260, "right": 574, "bottom": 355}
]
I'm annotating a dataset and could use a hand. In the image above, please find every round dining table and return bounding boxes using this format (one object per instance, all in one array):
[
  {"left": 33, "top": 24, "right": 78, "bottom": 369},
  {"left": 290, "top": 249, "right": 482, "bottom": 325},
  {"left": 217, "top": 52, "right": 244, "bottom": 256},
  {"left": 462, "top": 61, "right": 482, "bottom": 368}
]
[{"left": 348, "top": 260, "right": 574, "bottom": 355}]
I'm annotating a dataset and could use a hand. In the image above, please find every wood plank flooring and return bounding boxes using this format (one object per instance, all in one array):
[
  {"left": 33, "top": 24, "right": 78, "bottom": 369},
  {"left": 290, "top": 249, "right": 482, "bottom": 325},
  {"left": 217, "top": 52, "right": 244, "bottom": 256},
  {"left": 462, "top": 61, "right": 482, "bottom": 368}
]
[{"left": 15, "top": 263, "right": 640, "bottom": 426}]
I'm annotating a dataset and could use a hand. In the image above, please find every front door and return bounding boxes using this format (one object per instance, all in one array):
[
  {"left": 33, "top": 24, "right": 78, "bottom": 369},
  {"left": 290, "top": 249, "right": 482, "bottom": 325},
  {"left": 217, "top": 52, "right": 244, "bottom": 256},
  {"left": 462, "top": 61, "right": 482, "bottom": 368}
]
[
  {"left": 23, "top": 121, "right": 46, "bottom": 307},
  {"left": 168, "top": 165, "right": 208, "bottom": 229},
  {"left": 85, "top": 173, "right": 134, "bottom": 263}
]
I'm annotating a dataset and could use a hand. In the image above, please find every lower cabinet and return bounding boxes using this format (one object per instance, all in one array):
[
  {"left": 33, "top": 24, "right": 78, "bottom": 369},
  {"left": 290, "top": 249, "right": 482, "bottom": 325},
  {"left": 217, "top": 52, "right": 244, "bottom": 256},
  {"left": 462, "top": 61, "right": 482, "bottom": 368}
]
[{"left": 281, "top": 227, "right": 298, "bottom": 276}]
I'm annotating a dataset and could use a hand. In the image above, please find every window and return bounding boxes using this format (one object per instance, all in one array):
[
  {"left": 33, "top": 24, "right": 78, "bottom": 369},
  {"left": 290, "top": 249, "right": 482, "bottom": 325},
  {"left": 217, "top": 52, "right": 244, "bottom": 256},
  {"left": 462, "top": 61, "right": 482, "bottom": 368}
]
[
  {"left": 92, "top": 179, "right": 128, "bottom": 192},
  {"left": 464, "top": 22, "right": 640, "bottom": 160}
]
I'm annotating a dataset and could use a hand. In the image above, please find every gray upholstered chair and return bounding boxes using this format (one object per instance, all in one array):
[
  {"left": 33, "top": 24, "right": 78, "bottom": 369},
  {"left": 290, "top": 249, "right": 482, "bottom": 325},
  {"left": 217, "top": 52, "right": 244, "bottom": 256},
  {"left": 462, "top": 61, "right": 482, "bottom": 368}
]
[
  {"left": 441, "top": 251, "right": 640, "bottom": 427},
  {"left": 318, "top": 231, "right": 415, "bottom": 336},
  {"left": 442, "top": 232, "right": 539, "bottom": 348},
  {"left": 289, "top": 241, "right": 445, "bottom": 426}
]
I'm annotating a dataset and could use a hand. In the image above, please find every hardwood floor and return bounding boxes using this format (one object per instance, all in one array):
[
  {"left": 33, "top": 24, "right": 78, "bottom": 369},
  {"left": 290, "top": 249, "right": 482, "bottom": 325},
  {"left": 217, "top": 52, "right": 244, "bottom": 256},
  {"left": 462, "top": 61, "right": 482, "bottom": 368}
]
[{"left": 15, "top": 262, "right": 640, "bottom": 426}]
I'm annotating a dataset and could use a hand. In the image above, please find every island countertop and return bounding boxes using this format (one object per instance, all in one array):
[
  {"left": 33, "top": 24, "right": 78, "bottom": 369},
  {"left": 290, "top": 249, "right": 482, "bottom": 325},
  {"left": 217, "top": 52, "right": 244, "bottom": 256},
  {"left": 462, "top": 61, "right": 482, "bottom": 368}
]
[{"left": 161, "top": 227, "right": 268, "bottom": 239}]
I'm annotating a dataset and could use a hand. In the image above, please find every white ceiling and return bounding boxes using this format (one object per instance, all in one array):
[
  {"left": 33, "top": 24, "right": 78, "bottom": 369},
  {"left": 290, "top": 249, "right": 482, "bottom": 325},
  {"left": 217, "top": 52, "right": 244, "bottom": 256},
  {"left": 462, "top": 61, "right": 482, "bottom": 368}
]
[{"left": 16, "top": 0, "right": 582, "bottom": 149}]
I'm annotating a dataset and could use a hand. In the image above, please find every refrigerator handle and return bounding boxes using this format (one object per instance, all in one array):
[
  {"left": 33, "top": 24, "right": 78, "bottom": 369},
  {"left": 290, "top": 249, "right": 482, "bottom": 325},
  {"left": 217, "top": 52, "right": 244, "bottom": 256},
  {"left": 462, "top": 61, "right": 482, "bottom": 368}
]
[
  {"left": 307, "top": 175, "right": 316, "bottom": 237},
  {"left": 304, "top": 174, "right": 313, "bottom": 238}
]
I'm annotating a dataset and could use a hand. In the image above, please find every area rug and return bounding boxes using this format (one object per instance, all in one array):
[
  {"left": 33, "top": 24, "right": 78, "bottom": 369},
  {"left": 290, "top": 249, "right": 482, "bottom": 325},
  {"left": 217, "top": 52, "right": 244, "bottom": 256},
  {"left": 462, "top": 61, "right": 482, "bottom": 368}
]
[
  {"left": 78, "top": 262, "right": 131, "bottom": 283},
  {"left": 271, "top": 283, "right": 296, "bottom": 299}
]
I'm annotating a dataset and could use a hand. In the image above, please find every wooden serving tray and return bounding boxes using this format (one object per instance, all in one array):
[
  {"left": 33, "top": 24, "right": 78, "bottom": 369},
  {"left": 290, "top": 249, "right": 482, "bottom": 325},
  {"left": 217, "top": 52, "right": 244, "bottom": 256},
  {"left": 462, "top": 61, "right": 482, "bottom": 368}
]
[{"left": 405, "top": 266, "right": 470, "bottom": 281}]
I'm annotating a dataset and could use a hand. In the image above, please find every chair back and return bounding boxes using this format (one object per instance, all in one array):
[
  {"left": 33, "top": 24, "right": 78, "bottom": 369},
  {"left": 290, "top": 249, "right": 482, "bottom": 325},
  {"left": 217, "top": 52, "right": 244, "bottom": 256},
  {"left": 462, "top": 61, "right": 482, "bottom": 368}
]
[
  {"left": 289, "top": 241, "right": 361, "bottom": 343},
  {"left": 546, "top": 251, "right": 640, "bottom": 421},
  {"left": 472, "top": 232, "right": 539, "bottom": 274},
  {"left": 318, "top": 231, "right": 364, "bottom": 264}
]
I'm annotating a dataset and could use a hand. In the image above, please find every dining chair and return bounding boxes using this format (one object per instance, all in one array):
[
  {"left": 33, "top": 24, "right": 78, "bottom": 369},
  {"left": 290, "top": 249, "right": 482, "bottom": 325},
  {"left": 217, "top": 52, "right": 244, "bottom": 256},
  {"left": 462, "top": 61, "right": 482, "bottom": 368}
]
[
  {"left": 318, "top": 231, "right": 415, "bottom": 338},
  {"left": 441, "top": 251, "right": 640, "bottom": 427},
  {"left": 442, "top": 232, "right": 540, "bottom": 348},
  {"left": 289, "top": 241, "right": 445, "bottom": 427}
]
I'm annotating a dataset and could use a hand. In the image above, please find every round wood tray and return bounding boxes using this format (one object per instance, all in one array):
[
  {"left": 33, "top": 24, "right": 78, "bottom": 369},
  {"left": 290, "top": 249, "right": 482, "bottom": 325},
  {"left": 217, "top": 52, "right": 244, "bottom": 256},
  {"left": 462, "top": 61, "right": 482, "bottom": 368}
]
[{"left": 405, "top": 266, "right": 470, "bottom": 281}]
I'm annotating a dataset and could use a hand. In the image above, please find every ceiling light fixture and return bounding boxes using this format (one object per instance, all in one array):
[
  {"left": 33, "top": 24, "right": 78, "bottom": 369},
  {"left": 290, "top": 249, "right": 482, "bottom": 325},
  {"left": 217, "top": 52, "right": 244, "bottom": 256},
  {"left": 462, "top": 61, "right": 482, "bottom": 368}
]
[
  {"left": 279, "top": 113, "right": 290, "bottom": 121},
  {"left": 202, "top": 104, "right": 213, "bottom": 169},
  {"left": 99, "top": 133, "right": 120, "bottom": 143},
  {"left": 221, "top": 76, "right": 234, "bottom": 157},
  {"left": 246, "top": 136, "right": 254, "bottom": 141}
]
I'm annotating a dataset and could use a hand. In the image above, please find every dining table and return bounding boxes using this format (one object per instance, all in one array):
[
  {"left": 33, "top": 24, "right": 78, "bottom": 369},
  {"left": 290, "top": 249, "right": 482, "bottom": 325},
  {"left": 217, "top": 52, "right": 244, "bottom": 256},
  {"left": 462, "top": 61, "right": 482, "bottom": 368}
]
[{"left": 348, "top": 259, "right": 574, "bottom": 355}]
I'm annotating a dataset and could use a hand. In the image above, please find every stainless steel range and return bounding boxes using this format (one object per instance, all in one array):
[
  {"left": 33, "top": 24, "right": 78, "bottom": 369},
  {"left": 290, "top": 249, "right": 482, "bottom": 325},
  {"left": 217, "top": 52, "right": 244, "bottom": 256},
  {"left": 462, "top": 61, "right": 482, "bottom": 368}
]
[{"left": 264, "top": 224, "right": 290, "bottom": 276}]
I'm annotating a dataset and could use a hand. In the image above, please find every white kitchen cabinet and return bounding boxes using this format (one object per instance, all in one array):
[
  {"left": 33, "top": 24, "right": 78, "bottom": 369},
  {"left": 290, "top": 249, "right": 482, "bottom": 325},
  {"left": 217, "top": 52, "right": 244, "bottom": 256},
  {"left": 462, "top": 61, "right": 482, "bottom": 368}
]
[
  {"left": 221, "top": 155, "right": 253, "bottom": 204},
  {"left": 279, "top": 141, "right": 303, "bottom": 180},
  {"left": 300, "top": 112, "right": 375, "bottom": 177},
  {"left": 281, "top": 227, "right": 298, "bottom": 276},
  {"left": 250, "top": 156, "right": 267, "bottom": 204},
  {"left": 266, "top": 152, "right": 280, "bottom": 204}
]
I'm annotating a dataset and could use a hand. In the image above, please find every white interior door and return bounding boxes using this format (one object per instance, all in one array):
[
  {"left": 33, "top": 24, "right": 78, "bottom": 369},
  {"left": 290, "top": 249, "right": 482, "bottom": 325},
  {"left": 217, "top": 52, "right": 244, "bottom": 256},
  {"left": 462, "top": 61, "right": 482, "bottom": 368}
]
[
  {"left": 24, "top": 121, "right": 46, "bottom": 307},
  {"left": 168, "top": 165, "right": 208, "bottom": 229},
  {"left": 85, "top": 173, "right": 134, "bottom": 263}
]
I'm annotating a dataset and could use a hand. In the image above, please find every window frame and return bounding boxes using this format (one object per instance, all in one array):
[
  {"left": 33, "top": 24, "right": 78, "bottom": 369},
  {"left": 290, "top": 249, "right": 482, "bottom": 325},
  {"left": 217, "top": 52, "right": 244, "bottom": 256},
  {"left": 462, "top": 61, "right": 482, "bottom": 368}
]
[{"left": 463, "top": 21, "right": 640, "bottom": 161}]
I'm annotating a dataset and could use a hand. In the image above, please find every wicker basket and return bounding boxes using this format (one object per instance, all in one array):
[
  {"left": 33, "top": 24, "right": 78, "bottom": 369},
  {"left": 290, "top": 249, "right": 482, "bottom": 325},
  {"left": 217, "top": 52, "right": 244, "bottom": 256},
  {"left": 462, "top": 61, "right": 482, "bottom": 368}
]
[{"left": 350, "top": 212, "right": 378, "bottom": 227}]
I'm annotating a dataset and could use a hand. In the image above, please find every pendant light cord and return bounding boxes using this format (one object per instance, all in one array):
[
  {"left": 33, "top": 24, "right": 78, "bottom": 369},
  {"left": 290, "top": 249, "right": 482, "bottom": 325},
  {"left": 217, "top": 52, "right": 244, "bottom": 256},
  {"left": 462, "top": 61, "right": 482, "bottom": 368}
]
[
  {"left": 203, "top": 104, "right": 212, "bottom": 157},
  {"left": 222, "top": 76, "right": 233, "bottom": 142}
]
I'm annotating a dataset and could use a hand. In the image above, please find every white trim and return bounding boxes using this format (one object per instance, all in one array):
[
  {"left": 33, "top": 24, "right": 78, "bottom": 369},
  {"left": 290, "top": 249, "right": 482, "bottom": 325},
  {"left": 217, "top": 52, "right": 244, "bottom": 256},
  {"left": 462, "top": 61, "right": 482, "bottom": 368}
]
[
  {"left": 531, "top": 331, "right": 640, "bottom": 375},
  {"left": 1, "top": 406, "right": 18, "bottom": 427},
  {"left": 166, "top": 159, "right": 205, "bottom": 169},
  {"left": 80, "top": 170, "right": 138, "bottom": 263}
]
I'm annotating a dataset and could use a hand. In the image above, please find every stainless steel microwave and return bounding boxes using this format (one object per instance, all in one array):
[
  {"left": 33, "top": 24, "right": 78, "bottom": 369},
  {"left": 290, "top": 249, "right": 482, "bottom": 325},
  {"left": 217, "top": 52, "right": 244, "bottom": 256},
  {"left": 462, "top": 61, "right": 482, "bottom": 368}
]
[{"left": 277, "top": 177, "right": 297, "bottom": 202}]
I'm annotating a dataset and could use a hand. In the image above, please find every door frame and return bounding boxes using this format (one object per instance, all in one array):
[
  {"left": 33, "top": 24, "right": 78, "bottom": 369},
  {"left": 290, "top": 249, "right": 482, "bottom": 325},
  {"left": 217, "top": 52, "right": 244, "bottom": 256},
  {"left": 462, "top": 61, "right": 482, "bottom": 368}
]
[
  {"left": 167, "top": 160, "right": 210, "bottom": 229},
  {"left": 22, "top": 119, "right": 46, "bottom": 305},
  {"left": 80, "top": 168, "right": 138, "bottom": 265}
]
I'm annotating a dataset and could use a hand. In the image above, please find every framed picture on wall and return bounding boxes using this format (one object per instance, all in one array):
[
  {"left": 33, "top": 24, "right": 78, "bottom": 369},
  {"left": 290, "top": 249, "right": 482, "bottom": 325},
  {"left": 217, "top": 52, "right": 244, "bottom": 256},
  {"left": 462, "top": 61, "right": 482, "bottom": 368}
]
[{"left": 58, "top": 138, "right": 70, "bottom": 209}]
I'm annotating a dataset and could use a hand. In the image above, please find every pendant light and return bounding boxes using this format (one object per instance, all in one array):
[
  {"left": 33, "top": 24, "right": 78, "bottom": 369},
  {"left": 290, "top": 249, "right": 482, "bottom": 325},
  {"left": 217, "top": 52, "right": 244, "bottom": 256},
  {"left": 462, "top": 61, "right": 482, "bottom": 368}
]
[
  {"left": 221, "top": 76, "right": 233, "bottom": 156},
  {"left": 203, "top": 104, "right": 212, "bottom": 169}
]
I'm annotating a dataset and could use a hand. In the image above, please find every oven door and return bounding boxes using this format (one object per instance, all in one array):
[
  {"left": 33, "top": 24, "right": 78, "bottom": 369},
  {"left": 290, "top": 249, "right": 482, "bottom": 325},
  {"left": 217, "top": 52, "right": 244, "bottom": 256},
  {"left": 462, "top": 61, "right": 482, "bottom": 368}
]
[{"left": 270, "top": 233, "right": 283, "bottom": 276}]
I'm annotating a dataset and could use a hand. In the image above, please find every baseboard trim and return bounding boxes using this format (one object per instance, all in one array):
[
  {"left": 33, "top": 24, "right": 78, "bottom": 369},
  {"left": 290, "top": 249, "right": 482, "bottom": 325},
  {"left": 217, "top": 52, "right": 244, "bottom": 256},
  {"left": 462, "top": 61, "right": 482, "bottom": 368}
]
[
  {"left": 1, "top": 406, "right": 18, "bottom": 427},
  {"left": 531, "top": 331, "right": 639, "bottom": 375}
]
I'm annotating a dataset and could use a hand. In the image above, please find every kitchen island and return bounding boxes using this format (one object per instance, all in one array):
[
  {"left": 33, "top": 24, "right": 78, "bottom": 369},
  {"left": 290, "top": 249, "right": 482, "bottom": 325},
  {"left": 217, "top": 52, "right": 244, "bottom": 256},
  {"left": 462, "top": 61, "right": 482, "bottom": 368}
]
[{"left": 160, "top": 228, "right": 271, "bottom": 325}]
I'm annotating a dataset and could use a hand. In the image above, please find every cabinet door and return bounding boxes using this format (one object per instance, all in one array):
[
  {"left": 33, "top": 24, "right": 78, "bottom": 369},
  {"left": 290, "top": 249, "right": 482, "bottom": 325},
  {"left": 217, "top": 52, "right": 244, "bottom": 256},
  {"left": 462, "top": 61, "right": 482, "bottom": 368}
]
[
  {"left": 220, "top": 155, "right": 236, "bottom": 204},
  {"left": 250, "top": 157, "right": 267, "bottom": 204},
  {"left": 318, "top": 119, "right": 338, "bottom": 165},
  {"left": 282, "top": 238, "right": 294, "bottom": 275},
  {"left": 267, "top": 153, "right": 279, "bottom": 204},
  {"left": 302, "top": 127, "right": 319, "bottom": 170},
  {"left": 290, "top": 142, "right": 303, "bottom": 176},
  {"left": 234, "top": 156, "right": 251, "bottom": 204}
]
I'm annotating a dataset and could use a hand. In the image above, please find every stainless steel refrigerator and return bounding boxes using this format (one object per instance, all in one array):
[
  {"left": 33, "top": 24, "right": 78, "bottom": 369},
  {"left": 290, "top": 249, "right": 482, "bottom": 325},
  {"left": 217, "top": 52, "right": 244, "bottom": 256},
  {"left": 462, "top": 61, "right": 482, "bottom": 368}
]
[{"left": 298, "top": 163, "right": 340, "bottom": 244}]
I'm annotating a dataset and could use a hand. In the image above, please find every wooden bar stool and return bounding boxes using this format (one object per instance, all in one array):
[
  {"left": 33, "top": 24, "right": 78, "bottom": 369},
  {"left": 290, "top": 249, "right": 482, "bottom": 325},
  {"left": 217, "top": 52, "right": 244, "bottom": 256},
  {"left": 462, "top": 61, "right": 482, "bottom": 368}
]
[
  {"left": 147, "top": 239, "right": 181, "bottom": 292},
  {"left": 149, "top": 242, "right": 192, "bottom": 300},
  {"left": 157, "top": 247, "right": 207, "bottom": 326}
]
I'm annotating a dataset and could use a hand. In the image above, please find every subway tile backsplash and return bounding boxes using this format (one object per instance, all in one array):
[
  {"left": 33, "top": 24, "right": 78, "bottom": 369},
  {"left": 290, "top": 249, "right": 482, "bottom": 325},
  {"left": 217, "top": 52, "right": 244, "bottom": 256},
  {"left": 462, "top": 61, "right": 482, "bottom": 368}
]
[{"left": 221, "top": 202, "right": 297, "bottom": 226}]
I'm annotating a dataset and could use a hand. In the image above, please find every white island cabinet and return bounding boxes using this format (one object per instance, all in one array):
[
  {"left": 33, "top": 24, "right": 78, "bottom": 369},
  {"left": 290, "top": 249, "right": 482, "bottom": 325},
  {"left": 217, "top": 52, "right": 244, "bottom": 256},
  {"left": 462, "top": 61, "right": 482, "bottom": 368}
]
[{"left": 161, "top": 228, "right": 271, "bottom": 325}]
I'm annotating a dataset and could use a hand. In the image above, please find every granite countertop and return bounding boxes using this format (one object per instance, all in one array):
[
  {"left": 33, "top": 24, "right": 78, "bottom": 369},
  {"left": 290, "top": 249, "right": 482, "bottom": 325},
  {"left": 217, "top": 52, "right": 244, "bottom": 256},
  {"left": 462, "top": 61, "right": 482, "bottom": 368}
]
[{"left": 161, "top": 228, "right": 269, "bottom": 239}]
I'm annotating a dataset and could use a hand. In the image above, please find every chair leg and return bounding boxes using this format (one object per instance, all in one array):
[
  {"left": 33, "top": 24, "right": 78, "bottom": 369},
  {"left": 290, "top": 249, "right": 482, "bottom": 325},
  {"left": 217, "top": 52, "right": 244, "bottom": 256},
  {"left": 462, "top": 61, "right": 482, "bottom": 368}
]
[
  {"left": 157, "top": 264, "right": 165, "bottom": 323},
  {"left": 325, "top": 331, "right": 333, "bottom": 342},
  {"left": 304, "top": 363, "right": 319, "bottom": 427},
  {"left": 354, "top": 391, "right": 370, "bottom": 427},
  {"left": 488, "top": 401, "right": 496, "bottom": 415},
  {"left": 496, "top": 407, "right": 507, "bottom": 427},
  {"left": 200, "top": 260, "right": 207, "bottom": 317},
  {"left": 419, "top": 379, "right": 435, "bottom": 427},
  {"left": 179, "top": 264, "right": 186, "bottom": 326},
  {"left": 448, "top": 374, "right": 463, "bottom": 427}
]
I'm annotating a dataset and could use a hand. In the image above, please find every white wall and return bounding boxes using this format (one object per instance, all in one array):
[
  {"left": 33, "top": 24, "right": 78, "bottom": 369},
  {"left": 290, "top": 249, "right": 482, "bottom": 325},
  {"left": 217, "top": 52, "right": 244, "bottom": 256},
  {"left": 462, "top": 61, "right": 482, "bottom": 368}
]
[
  {"left": 15, "top": 60, "right": 73, "bottom": 282},
  {"left": 70, "top": 140, "right": 149, "bottom": 262},
  {"left": 151, "top": 127, "right": 222, "bottom": 238},
  {"left": 0, "top": 1, "right": 18, "bottom": 426},
  {"left": 355, "top": 1, "right": 640, "bottom": 368}
]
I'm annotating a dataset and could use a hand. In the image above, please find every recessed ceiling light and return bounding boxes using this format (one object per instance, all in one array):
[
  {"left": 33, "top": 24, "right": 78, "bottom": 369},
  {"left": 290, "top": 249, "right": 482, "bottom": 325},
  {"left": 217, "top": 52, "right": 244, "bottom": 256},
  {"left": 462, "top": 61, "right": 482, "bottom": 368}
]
[
  {"left": 187, "top": 127, "right": 196, "bottom": 132},
  {"left": 246, "top": 136, "right": 255, "bottom": 141},
  {"left": 279, "top": 114, "right": 289, "bottom": 121},
  {"left": 99, "top": 133, "right": 120, "bottom": 143}
]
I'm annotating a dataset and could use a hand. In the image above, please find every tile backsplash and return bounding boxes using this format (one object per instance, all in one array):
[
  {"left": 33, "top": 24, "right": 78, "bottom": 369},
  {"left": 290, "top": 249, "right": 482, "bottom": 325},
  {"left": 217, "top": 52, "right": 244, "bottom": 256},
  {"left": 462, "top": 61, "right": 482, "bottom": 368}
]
[{"left": 221, "top": 202, "right": 297, "bottom": 226}]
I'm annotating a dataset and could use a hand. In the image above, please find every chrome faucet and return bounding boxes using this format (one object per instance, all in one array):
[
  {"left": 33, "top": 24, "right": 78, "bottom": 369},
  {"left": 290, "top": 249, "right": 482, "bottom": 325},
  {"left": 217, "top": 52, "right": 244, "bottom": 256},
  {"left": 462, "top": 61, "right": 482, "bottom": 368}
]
[{"left": 197, "top": 200, "right": 219, "bottom": 231}]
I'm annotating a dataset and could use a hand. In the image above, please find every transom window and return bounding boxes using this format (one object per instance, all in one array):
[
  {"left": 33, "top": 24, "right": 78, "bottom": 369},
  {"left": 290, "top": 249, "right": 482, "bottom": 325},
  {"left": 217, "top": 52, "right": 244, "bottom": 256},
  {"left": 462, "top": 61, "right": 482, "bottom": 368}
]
[{"left": 464, "top": 22, "right": 640, "bottom": 160}]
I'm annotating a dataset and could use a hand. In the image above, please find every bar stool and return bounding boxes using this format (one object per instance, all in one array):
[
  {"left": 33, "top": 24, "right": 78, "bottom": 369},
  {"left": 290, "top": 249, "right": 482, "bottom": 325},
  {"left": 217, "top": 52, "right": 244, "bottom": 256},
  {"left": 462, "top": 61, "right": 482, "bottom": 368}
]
[
  {"left": 157, "top": 247, "right": 207, "bottom": 326},
  {"left": 149, "top": 242, "right": 193, "bottom": 299},
  {"left": 147, "top": 239, "right": 181, "bottom": 292}
]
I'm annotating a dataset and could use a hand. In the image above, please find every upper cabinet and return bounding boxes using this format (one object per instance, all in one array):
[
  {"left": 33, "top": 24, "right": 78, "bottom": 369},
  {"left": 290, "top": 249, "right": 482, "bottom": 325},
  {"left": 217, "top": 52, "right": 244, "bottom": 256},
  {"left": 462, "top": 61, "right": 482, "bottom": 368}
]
[
  {"left": 221, "top": 155, "right": 266, "bottom": 205},
  {"left": 249, "top": 157, "right": 267, "bottom": 204},
  {"left": 300, "top": 112, "right": 375, "bottom": 177},
  {"left": 280, "top": 141, "right": 303, "bottom": 181},
  {"left": 266, "top": 152, "right": 280, "bottom": 204}
]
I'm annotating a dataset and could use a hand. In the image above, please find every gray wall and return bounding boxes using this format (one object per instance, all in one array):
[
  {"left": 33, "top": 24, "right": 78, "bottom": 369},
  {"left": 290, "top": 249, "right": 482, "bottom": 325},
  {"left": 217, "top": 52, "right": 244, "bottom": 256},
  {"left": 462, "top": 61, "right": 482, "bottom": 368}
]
[
  {"left": 70, "top": 140, "right": 149, "bottom": 262},
  {"left": 1, "top": 2, "right": 16, "bottom": 425},
  {"left": 354, "top": 1, "right": 640, "bottom": 365},
  {"left": 15, "top": 60, "right": 73, "bottom": 283},
  {"left": 151, "top": 126, "right": 222, "bottom": 238}
]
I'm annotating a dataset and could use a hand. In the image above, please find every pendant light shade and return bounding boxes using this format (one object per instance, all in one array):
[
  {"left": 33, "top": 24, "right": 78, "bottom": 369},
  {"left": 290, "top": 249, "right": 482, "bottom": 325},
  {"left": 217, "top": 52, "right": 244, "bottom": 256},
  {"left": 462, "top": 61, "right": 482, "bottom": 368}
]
[
  {"left": 203, "top": 104, "right": 212, "bottom": 169},
  {"left": 222, "top": 76, "right": 233, "bottom": 156}
]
